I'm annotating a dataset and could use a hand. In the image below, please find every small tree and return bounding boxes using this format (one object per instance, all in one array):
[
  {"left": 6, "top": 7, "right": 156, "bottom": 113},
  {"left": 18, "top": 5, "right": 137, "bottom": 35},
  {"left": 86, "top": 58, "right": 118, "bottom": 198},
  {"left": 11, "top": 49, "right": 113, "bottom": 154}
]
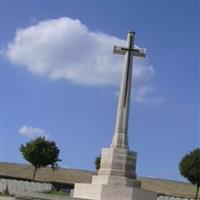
[
  {"left": 179, "top": 148, "right": 200, "bottom": 200},
  {"left": 95, "top": 156, "right": 101, "bottom": 170},
  {"left": 20, "top": 137, "right": 61, "bottom": 181}
]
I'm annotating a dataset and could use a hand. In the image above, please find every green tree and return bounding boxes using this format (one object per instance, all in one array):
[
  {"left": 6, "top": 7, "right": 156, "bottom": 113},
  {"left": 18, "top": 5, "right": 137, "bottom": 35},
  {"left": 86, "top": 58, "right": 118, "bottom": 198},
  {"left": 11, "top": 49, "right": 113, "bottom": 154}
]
[
  {"left": 179, "top": 148, "right": 200, "bottom": 200},
  {"left": 20, "top": 137, "right": 61, "bottom": 181},
  {"left": 95, "top": 155, "right": 101, "bottom": 170}
]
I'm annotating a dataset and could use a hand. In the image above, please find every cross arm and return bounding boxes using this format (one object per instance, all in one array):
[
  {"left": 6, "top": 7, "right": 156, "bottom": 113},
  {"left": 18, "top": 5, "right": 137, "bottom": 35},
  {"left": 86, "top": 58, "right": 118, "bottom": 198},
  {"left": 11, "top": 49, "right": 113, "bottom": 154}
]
[
  {"left": 133, "top": 48, "right": 146, "bottom": 58},
  {"left": 113, "top": 45, "right": 146, "bottom": 58},
  {"left": 113, "top": 46, "right": 127, "bottom": 55}
]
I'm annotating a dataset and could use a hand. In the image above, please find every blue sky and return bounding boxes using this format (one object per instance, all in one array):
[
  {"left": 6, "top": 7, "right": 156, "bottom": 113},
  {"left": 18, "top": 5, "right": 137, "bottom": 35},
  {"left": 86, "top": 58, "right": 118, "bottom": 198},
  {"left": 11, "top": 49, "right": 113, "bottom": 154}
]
[{"left": 0, "top": 0, "right": 199, "bottom": 182}]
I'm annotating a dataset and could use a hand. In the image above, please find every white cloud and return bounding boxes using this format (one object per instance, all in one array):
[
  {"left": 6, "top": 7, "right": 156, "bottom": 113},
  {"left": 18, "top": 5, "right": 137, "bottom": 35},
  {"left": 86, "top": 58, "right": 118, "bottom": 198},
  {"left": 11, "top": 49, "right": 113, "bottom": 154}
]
[
  {"left": 134, "top": 85, "right": 164, "bottom": 104},
  {"left": 5, "top": 17, "right": 152, "bottom": 85},
  {"left": 18, "top": 126, "right": 49, "bottom": 138},
  {"left": 4, "top": 17, "right": 162, "bottom": 103}
]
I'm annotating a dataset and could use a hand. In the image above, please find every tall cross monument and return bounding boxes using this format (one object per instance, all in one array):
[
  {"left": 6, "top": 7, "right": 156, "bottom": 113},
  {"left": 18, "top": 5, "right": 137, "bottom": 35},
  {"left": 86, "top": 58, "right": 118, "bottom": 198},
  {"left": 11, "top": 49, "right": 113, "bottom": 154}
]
[
  {"left": 73, "top": 32, "right": 157, "bottom": 200},
  {"left": 112, "top": 31, "right": 145, "bottom": 149}
]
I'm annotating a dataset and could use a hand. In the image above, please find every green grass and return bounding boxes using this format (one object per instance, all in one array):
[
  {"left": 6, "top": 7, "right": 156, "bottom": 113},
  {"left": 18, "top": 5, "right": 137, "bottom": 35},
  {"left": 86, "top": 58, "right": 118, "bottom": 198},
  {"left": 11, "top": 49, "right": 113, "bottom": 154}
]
[
  {"left": 0, "top": 193, "right": 12, "bottom": 197},
  {"left": 47, "top": 191, "right": 70, "bottom": 196}
]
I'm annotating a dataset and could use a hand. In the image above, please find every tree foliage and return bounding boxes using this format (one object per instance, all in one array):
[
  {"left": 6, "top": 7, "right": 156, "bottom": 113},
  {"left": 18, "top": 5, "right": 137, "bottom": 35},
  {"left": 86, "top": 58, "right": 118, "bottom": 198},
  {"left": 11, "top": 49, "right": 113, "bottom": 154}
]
[
  {"left": 20, "top": 137, "right": 61, "bottom": 180},
  {"left": 179, "top": 148, "right": 200, "bottom": 200},
  {"left": 95, "top": 156, "right": 101, "bottom": 170}
]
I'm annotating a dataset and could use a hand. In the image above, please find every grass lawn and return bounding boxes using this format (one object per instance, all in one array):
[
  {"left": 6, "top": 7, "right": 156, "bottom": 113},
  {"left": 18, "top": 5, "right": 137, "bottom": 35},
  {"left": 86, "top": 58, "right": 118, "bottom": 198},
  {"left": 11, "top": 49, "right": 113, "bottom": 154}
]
[
  {"left": 0, "top": 194, "right": 11, "bottom": 197},
  {"left": 47, "top": 191, "right": 70, "bottom": 196}
]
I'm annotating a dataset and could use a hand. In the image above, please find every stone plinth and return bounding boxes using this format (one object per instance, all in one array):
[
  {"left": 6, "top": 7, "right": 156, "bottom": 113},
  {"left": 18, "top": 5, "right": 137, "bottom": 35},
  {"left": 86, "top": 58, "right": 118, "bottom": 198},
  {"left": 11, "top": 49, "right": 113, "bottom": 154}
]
[
  {"left": 97, "top": 148, "right": 137, "bottom": 178},
  {"left": 73, "top": 147, "right": 157, "bottom": 200},
  {"left": 73, "top": 183, "right": 157, "bottom": 200},
  {"left": 92, "top": 147, "right": 141, "bottom": 188}
]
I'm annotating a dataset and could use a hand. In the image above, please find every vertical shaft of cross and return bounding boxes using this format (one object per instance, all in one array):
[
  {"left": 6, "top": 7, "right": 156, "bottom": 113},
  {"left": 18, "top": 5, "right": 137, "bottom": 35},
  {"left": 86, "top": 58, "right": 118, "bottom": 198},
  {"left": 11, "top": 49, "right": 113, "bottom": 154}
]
[
  {"left": 111, "top": 32, "right": 134, "bottom": 149},
  {"left": 111, "top": 32, "right": 145, "bottom": 149}
]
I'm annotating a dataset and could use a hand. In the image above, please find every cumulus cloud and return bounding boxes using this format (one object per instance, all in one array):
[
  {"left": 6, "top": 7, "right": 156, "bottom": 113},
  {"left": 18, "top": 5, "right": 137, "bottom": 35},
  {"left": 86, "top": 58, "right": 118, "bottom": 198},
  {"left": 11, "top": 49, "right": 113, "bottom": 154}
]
[
  {"left": 19, "top": 126, "right": 49, "bottom": 138},
  {"left": 4, "top": 17, "right": 162, "bottom": 103}
]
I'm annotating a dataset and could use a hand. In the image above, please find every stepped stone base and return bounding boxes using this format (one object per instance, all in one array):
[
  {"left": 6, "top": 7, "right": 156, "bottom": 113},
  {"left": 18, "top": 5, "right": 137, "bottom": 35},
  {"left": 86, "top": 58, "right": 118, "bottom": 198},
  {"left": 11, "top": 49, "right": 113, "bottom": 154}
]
[
  {"left": 92, "top": 175, "right": 141, "bottom": 188},
  {"left": 73, "top": 183, "right": 157, "bottom": 200},
  {"left": 73, "top": 147, "right": 157, "bottom": 200}
]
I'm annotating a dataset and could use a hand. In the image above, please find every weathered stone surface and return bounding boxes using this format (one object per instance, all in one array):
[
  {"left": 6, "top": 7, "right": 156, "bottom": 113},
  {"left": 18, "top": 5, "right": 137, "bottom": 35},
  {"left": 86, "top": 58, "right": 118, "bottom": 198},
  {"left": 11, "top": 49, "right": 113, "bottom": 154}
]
[
  {"left": 91, "top": 147, "right": 141, "bottom": 188},
  {"left": 73, "top": 183, "right": 157, "bottom": 200},
  {"left": 97, "top": 148, "right": 137, "bottom": 180}
]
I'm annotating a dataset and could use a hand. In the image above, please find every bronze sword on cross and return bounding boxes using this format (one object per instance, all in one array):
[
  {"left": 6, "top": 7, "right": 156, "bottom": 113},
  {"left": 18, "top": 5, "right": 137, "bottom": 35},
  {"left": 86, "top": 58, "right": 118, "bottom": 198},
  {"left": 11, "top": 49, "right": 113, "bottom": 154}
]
[{"left": 112, "top": 31, "right": 146, "bottom": 149}]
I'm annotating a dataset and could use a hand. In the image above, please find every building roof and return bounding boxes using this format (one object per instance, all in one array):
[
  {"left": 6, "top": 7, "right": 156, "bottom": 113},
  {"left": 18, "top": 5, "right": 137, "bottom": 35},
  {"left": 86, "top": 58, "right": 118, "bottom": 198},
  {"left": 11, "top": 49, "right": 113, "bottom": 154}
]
[{"left": 0, "top": 162, "right": 198, "bottom": 198}]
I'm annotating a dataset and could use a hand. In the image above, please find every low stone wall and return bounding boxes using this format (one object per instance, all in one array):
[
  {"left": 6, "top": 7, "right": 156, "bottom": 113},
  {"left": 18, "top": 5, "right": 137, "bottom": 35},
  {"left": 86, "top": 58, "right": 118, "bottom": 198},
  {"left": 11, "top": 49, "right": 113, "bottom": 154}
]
[
  {"left": 0, "top": 179, "right": 52, "bottom": 195},
  {"left": 158, "top": 195, "right": 195, "bottom": 200}
]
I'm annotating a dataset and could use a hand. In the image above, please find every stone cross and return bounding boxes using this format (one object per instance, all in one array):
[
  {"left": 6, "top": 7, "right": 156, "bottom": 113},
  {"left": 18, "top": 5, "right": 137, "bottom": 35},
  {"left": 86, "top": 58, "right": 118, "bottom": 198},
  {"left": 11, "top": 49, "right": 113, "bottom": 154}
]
[
  {"left": 73, "top": 31, "right": 158, "bottom": 200},
  {"left": 111, "top": 31, "right": 146, "bottom": 149}
]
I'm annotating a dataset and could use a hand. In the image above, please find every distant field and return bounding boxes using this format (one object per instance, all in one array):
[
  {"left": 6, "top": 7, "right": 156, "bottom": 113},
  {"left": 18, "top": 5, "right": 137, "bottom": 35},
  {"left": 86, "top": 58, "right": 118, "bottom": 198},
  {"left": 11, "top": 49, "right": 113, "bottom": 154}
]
[
  {"left": 0, "top": 162, "right": 199, "bottom": 199},
  {"left": 0, "top": 162, "right": 94, "bottom": 184}
]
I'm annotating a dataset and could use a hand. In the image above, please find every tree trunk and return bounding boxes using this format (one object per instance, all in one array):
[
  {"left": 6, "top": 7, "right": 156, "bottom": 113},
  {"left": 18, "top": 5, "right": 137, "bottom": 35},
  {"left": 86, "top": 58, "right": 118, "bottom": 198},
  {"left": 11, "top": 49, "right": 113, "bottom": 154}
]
[
  {"left": 32, "top": 167, "right": 37, "bottom": 181},
  {"left": 195, "top": 185, "right": 199, "bottom": 200}
]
